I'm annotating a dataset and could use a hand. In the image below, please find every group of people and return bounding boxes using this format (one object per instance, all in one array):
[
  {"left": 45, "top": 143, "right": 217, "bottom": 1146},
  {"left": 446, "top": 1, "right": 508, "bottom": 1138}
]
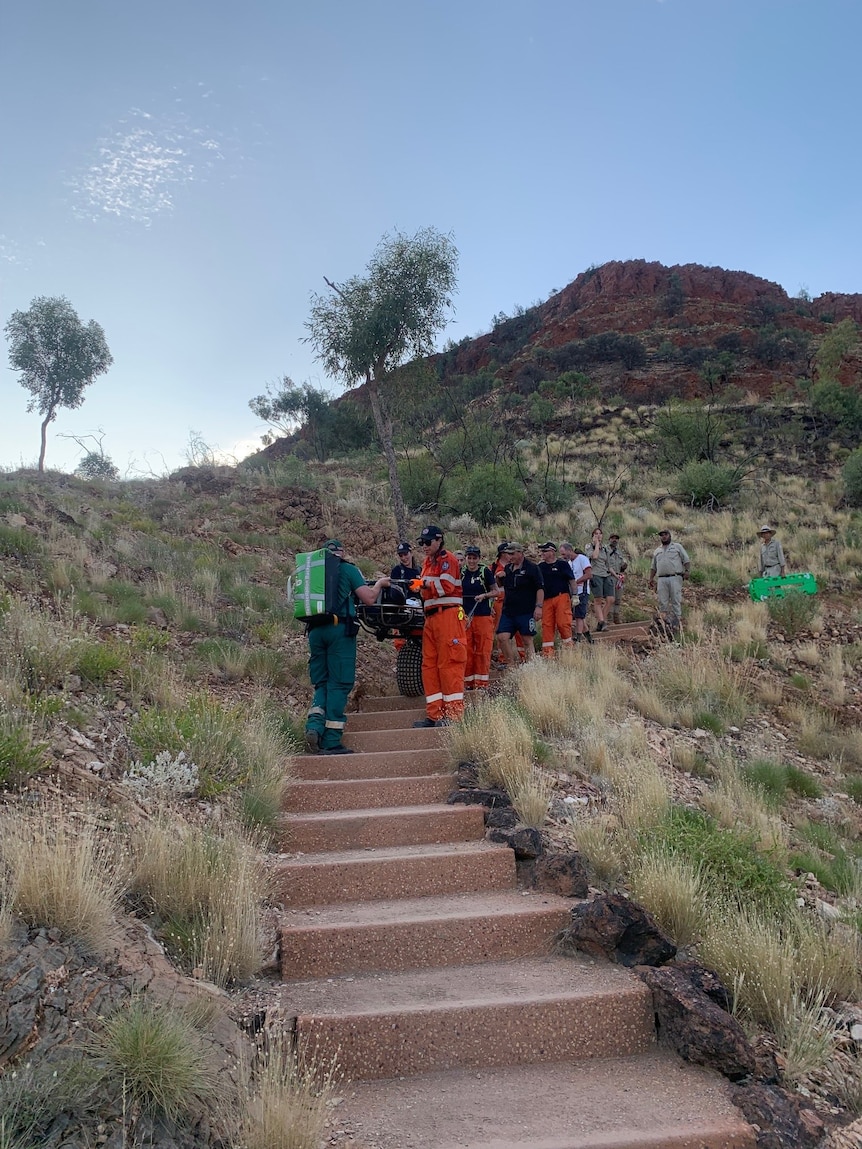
[{"left": 304, "top": 522, "right": 786, "bottom": 751}]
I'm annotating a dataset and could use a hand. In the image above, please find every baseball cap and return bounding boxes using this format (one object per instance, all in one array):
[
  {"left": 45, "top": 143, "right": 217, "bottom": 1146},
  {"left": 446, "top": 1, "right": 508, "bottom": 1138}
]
[
  {"left": 608, "top": 534, "right": 619, "bottom": 541},
  {"left": 325, "top": 539, "right": 343, "bottom": 551},
  {"left": 504, "top": 542, "right": 523, "bottom": 553},
  {"left": 758, "top": 524, "right": 775, "bottom": 534},
  {"left": 496, "top": 541, "right": 510, "bottom": 555},
  {"left": 465, "top": 545, "right": 481, "bottom": 557},
  {"left": 418, "top": 524, "right": 443, "bottom": 544},
  {"left": 397, "top": 541, "right": 412, "bottom": 554},
  {"left": 539, "top": 541, "right": 557, "bottom": 551}
]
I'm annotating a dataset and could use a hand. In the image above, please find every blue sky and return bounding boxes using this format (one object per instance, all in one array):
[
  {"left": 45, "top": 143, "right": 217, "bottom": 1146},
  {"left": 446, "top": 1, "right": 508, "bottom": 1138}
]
[{"left": 1, "top": 0, "right": 860, "bottom": 474}]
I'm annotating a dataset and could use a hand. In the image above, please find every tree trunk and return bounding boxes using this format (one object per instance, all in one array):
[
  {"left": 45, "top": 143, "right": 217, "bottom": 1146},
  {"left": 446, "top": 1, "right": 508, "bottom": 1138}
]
[
  {"left": 367, "top": 375, "right": 408, "bottom": 538},
  {"left": 38, "top": 414, "right": 51, "bottom": 473}
]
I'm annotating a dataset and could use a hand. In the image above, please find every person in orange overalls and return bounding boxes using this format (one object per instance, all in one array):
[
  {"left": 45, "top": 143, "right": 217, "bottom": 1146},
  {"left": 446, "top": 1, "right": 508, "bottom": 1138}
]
[
  {"left": 538, "top": 541, "right": 577, "bottom": 658},
  {"left": 461, "top": 546, "right": 500, "bottom": 690},
  {"left": 413, "top": 525, "right": 467, "bottom": 727}
]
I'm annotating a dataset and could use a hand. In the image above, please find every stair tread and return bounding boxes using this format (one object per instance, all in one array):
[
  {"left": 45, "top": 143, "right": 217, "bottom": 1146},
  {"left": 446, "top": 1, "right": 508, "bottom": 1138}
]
[
  {"left": 329, "top": 1050, "right": 754, "bottom": 1149},
  {"left": 282, "top": 802, "right": 476, "bottom": 824},
  {"left": 282, "top": 954, "right": 645, "bottom": 1016},
  {"left": 289, "top": 771, "right": 452, "bottom": 786},
  {"left": 281, "top": 887, "right": 570, "bottom": 928},
  {"left": 279, "top": 838, "right": 510, "bottom": 864}
]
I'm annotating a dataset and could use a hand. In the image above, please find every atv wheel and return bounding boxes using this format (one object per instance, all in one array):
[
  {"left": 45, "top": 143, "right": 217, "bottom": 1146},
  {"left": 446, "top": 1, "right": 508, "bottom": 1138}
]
[{"left": 395, "top": 640, "right": 424, "bottom": 698}]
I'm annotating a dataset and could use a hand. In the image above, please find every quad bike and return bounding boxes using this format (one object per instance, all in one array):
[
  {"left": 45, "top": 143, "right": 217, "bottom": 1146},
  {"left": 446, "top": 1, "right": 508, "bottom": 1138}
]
[{"left": 355, "top": 580, "right": 425, "bottom": 697}]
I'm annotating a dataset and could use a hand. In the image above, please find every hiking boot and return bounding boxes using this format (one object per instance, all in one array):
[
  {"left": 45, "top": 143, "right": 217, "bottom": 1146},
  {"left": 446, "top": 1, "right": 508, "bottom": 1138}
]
[
  {"left": 584, "top": 630, "right": 594, "bottom": 644},
  {"left": 304, "top": 730, "right": 321, "bottom": 755},
  {"left": 413, "top": 717, "right": 436, "bottom": 728},
  {"left": 322, "top": 745, "right": 354, "bottom": 755},
  {"left": 434, "top": 718, "right": 453, "bottom": 727},
  {"left": 596, "top": 621, "right": 606, "bottom": 632}
]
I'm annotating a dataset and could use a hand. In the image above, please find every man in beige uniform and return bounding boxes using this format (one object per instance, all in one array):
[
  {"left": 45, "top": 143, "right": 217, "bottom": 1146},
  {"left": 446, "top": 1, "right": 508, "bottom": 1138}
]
[
  {"left": 648, "top": 529, "right": 691, "bottom": 634},
  {"left": 758, "top": 525, "right": 786, "bottom": 578}
]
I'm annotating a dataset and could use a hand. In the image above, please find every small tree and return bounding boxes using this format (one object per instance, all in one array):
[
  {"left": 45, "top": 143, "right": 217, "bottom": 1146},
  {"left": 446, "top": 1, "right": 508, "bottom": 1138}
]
[
  {"left": 5, "top": 297, "right": 112, "bottom": 472},
  {"left": 305, "top": 228, "right": 458, "bottom": 537}
]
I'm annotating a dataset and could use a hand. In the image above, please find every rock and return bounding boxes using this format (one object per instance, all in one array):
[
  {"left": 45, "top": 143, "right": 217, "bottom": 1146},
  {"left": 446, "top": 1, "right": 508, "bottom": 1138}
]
[
  {"left": 484, "top": 806, "right": 518, "bottom": 830},
  {"left": 455, "top": 762, "right": 480, "bottom": 788},
  {"left": 559, "top": 893, "right": 676, "bottom": 967},
  {"left": 518, "top": 852, "right": 589, "bottom": 898},
  {"left": 732, "top": 1081, "right": 825, "bottom": 1149},
  {"left": 816, "top": 898, "right": 841, "bottom": 923},
  {"left": 447, "top": 788, "right": 511, "bottom": 808},
  {"left": 486, "top": 825, "right": 543, "bottom": 859},
  {"left": 637, "top": 964, "right": 755, "bottom": 1081},
  {"left": 146, "top": 606, "right": 169, "bottom": 628}
]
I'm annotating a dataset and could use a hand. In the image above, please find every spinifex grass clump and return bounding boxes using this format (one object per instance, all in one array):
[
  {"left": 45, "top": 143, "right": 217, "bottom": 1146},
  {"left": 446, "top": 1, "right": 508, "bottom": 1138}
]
[
  {"left": 98, "top": 997, "right": 217, "bottom": 1123},
  {"left": 0, "top": 801, "right": 125, "bottom": 954},
  {"left": 634, "top": 642, "right": 751, "bottom": 732},
  {"left": 131, "top": 816, "right": 267, "bottom": 985},
  {"left": 234, "top": 1039, "right": 337, "bottom": 1149}
]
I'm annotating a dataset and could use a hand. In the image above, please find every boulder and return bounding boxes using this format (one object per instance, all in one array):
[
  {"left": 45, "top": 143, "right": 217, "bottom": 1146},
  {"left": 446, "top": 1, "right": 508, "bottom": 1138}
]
[
  {"left": 731, "top": 1081, "right": 826, "bottom": 1149},
  {"left": 637, "top": 964, "right": 755, "bottom": 1081},
  {"left": 518, "top": 852, "right": 589, "bottom": 898},
  {"left": 484, "top": 806, "right": 518, "bottom": 830},
  {"left": 560, "top": 893, "right": 676, "bottom": 967},
  {"left": 447, "top": 788, "right": 511, "bottom": 808}
]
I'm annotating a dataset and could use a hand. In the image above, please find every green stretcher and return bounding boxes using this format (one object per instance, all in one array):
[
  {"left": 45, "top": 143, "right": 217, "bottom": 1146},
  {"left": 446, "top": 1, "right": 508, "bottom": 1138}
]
[{"left": 748, "top": 572, "right": 818, "bottom": 602}]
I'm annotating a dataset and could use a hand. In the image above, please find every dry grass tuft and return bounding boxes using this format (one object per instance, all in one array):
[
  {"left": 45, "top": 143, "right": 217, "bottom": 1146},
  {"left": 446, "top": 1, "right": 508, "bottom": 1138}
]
[
  {"left": 131, "top": 815, "right": 267, "bottom": 986},
  {"left": 500, "top": 761, "right": 554, "bottom": 828},
  {"left": 0, "top": 802, "right": 124, "bottom": 954},
  {"left": 628, "top": 851, "right": 708, "bottom": 948},
  {"left": 234, "top": 1039, "right": 337, "bottom": 1149},
  {"left": 565, "top": 816, "right": 626, "bottom": 887},
  {"left": 448, "top": 697, "right": 533, "bottom": 789}
]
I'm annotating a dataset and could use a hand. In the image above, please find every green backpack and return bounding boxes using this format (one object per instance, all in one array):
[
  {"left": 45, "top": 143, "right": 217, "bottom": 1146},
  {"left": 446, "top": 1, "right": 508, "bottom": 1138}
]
[{"left": 288, "top": 549, "right": 357, "bottom": 629}]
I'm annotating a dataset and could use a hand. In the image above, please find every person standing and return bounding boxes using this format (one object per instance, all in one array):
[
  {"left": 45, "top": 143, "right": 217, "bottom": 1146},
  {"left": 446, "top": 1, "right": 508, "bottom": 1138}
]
[
  {"left": 538, "top": 541, "right": 577, "bottom": 658},
  {"left": 607, "top": 533, "right": 629, "bottom": 625},
  {"left": 648, "top": 529, "right": 691, "bottom": 635},
  {"left": 588, "top": 527, "right": 614, "bottom": 632},
  {"left": 461, "top": 546, "right": 499, "bottom": 690},
  {"left": 758, "top": 525, "right": 786, "bottom": 578},
  {"left": 391, "top": 541, "right": 421, "bottom": 585},
  {"left": 495, "top": 543, "right": 544, "bottom": 664},
  {"left": 305, "top": 540, "right": 391, "bottom": 755},
  {"left": 413, "top": 525, "right": 467, "bottom": 727},
  {"left": 561, "top": 541, "right": 593, "bottom": 644}
]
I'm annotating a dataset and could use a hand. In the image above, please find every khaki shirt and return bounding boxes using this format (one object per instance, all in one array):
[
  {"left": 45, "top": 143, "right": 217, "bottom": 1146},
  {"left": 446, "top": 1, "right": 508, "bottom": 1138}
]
[
  {"left": 650, "top": 541, "right": 690, "bottom": 578},
  {"left": 760, "top": 537, "right": 785, "bottom": 576},
  {"left": 608, "top": 545, "right": 628, "bottom": 576},
  {"left": 589, "top": 543, "right": 612, "bottom": 578}
]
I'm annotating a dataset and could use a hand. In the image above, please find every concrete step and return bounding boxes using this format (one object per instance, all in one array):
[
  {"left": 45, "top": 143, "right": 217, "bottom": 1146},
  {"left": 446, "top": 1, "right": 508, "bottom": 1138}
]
[
  {"left": 294, "top": 747, "right": 443, "bottom": 781},
  {"left": 328, "top": 1049, "right": 755, "bottom": 1149},
  {"left": 357, "top": 695, "right": 422, "bottom": 712},
  {"left": 346, "top": 707, "right": 428, "bottom": 731},
  {"left": 285, "top": 772, "right": 453, "bottom": 814},
  {"left": 291, "top": 955, "right": 654, "bottom": 1080},
  {"left": 273, "top": 840, "right": 516, "bottom": 908},
  {"left": 280, "top": 889, "right": 570, "bottom": 978},
  {"left": 343, "top": 725, "right": 446, "bottom": 753},
  {"left": 278, "top": 802, "right": 485, "bottom": 854}
]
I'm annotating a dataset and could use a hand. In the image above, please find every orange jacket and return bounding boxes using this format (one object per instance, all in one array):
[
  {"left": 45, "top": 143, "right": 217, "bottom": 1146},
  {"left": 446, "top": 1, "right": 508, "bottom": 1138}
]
[{"left": 420, "top": 548, "right": 462, "bottom": 609}]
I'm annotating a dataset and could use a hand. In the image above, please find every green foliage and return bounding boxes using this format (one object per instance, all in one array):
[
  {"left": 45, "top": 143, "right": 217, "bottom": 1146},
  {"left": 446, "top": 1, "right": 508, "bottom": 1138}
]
[
  {"left": 674, "top": 461, "right": 741, "bottom": 508},
  {"left": 72, "top": 640, "right": 127, "bottom": 684},
  {"left": 0, "top": 524, "right": 41, "bottom": 560},
  {"left": 455, "top": 462, "right": 525, "bottom": 525},
  {"left": 398, "top": 453, "right": 444, "bottom": 511},
  {"left": 5, "top": 296, "right": 113, "bottom": 471},
  {"left": 75, "top": 451, "right": 119, "bottom": 480},
  {"left": 816, "top": 316, "right": 857, "bottom": 380},
  {"left": 654, "top": 402, "right": 727, "bottom": 467},
  {"left": 784, "top": 763, "right": 824, "bottom": 799},
  {"left": 767, "top": 588, "right": 817, "bottom": 637},
  {"left": 0, "top": 716, "right": 46, "bottom": 785},
  {"left": 130, "top": 697, "right": 247, "bottom": 795},
  {"left": 248, "top": 378, "right": 372, "bottom": 461},
  {"left": 742, "top": 759, "right": 823, "bottom": 806},
  {"left": 660, "top": 272, "right": 686, "bottom": 317},
  {"left": 842, "top": 448, "right": 862, "bottom": 506},
  {"left": 0, "top": 1057, "right": 101, "bottom": 1146},
  {"left": 99, "top": 998, "right": 217, "bottom": 1121},
  {"left": 640, "top": 806, "right": 794, "bottom": 916},
  {"left": 809, "top": 379, "right": 862, "bottom": 441}
]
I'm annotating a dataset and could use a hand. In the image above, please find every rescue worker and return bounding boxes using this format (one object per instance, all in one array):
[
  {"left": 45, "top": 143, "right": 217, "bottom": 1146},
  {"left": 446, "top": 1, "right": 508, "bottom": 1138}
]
[
  {"left": 537, "top": 542, "right": 577, "bottom": 658},
  {"left": 390, "top": 541, "right": 421, "bottom": 653},
  {"left": 490, "top": 542, "right": 511, "bottom": 663},
  {"left": 495, "top": 542, "right": 544, "bottom": 664},
  {"left": 758, "top": 525, "right": 786, "bottom": 578},
  {"left": 560, "top": 541, "right": 593, "bottom": 643},
  {"left": 413, "top": 525, "right": 467, "bottom": 727},
  {"left": 648, "top": 528, "right": 691, "bottom": 635},
  {"left": 607, "top": 533, "right": 629, "bottom": 625},
  {"left": 461, "top": 545, "right": 500, "bottom": 689},
  {"left": 305, "top": 540, "right": 390, "bottom": 755}
]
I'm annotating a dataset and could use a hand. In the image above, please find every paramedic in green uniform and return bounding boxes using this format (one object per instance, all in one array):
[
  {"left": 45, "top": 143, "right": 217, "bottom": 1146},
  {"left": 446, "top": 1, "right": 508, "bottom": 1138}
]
[{"left": 305, "top": 540, "right": 390, "bottom": 756}]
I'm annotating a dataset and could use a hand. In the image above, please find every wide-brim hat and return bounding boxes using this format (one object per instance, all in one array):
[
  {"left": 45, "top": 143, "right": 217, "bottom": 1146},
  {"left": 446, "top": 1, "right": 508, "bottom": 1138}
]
[{"left": 758, "top": 524, "right": 775, "bottom": 534}]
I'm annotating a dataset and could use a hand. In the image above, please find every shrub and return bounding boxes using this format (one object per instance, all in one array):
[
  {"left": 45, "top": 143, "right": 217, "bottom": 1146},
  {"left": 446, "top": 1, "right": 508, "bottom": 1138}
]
[
  {"left": 72, "top": 640, "right": 128, "bottom": 684},
  {"left": 0, "top": 712, "right": 46, "bottom": 785},
  {"left": 0, "top": 524, "right": 41, "bottom": 560},
  {"left": 98, "top": 997, "right": 217, "bottom": 1122},
  {"left": 75, "top": 451, "right": 119, "bottom": 480},
  {"left": 455, "top": 463, "right": 525, "bottom": 526},
  {"left": 767, "top": 589, "right": 817, "bottom": 637},
  {"left": 673, "top": 461, "right": 742, "bottom": 508},
  {"left": 123, "top": 750, "right": 200, "bottom": 799}
]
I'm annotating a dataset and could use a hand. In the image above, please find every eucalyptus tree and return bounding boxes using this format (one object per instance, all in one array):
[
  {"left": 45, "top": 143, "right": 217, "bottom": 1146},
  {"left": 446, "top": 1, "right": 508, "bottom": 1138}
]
[
  {"left": 5, "top": 296, "right": 112, "bottom": 472},
  {"left": 305, "top": 227, "right": 458, "bottom": 537}
]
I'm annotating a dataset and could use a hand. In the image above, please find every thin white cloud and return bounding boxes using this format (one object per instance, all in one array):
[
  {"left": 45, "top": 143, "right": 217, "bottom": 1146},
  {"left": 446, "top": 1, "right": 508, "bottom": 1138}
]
[{"left": 70, "top": 107, "right": 226, "bottom": 226}]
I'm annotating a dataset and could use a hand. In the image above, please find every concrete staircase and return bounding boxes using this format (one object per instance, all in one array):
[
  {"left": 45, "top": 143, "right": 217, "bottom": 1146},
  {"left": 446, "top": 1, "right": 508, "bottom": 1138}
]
[{"left": 276, "top": 696, "right": 754, "bottom": 1149}]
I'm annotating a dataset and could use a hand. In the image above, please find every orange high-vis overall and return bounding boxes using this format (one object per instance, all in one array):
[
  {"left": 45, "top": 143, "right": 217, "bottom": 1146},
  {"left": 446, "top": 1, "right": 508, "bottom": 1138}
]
[
  {"left": 541, "top": 594, "right": 574, "bottom": 657},
  {"left": 420, "top": 549, "right": 467, "bottom": 720}
]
